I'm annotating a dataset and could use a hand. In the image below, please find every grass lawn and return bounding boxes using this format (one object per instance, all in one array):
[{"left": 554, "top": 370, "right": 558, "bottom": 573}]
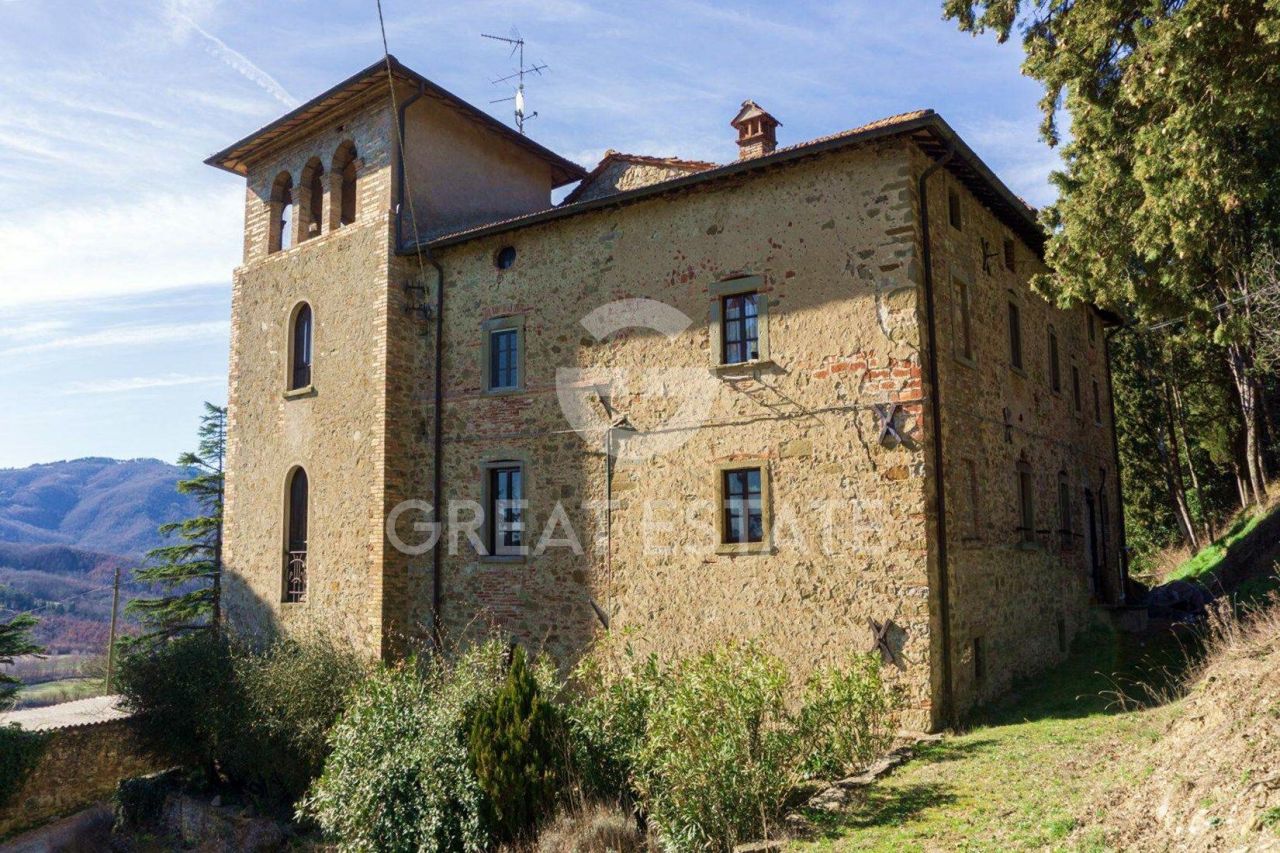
[
  {"left": 791, "top": 625, "right": 1196, "bottom": 852},
  {"left": 1166, "top": 510, "right": 1269, "bottom": 584},
  {"left": 12, "top": 676, "right": 108, "bottom": 709}
]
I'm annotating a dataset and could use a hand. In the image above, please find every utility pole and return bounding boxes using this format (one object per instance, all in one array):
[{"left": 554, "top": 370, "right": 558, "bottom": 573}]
[{"left": 105, "top": 565, "right": 121, "bottom": 692}]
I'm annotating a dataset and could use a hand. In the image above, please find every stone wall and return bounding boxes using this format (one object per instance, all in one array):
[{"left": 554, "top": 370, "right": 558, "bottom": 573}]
[
  {"left": 0, "top": 719, "right": 157, "bottom": 839},
  {"left": 911, "top": 145, "right": 1124, "bottom": 715},
  {"left": 417, "top": 143, "right": 937, "bottom": 724},
  {"left": 222, "top": 97, "right": 396, "bottom": 656}
]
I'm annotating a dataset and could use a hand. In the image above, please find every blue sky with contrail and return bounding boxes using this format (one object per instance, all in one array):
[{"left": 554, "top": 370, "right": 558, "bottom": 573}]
[{"left": 0, "top": 0, "right": 1053, "bottom": 468}]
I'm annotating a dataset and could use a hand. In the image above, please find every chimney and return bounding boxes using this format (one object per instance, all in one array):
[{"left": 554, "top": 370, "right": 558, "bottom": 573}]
[{"left": 730, "top": 100, "right": 780, "bottom": 160}]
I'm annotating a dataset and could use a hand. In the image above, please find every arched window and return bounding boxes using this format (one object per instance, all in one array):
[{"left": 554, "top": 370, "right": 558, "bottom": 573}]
[
  {"left": 332, "top": 142, "right": 359, "bottom": 227},
  {"left": 290, "top": 303, "right": 313, "bottom": 390},
  {"left": 271, "top": 171, "right": 294, "bottom": 253},
  {"left": 302, "top": 158, "right": 325, "bottom": 241},
  {"left": 285, "top": 467, "right": 308, "bottom": 603}
]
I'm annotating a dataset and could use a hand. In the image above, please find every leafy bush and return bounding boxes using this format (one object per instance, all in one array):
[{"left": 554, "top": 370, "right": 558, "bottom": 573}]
[
  {"left": 568, "top": 642, "right": 897, "bottom": 852},
  {"left": 468, "top": 645, "right": 567, "bottom": 842},
  {"left": 565, "top": 646, "right": 658, "bottom": 805},
  {"left": 116, "top": 628, "right": 366, "bottom": 812},
  {"left": 303, "top": 639, "right": 512, "bottom": 852},
  {"left": 115, "top": 630, "right": 242, "bottom": 782},
  {"left": 228, "top": 630, "right": 368, "bottom": 809},
  {"left": 632, "top": 644, "right": 797, "bottom": 851},
  {"left": 0, "top": 724, "right": 50, "bottom": 809},
  {"left": 796, "top": 654, "right": 896, "bottom": 780}
]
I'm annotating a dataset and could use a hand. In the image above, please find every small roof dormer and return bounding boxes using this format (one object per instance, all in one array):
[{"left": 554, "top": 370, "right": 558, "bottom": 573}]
[{"left": 730, "top": 101, "right": 780, "bottom": 160}]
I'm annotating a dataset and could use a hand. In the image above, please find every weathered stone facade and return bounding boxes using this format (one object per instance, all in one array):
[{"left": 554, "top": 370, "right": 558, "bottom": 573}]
[{"left": 210, "top": 58, "right": 1125, "bottom": 729}]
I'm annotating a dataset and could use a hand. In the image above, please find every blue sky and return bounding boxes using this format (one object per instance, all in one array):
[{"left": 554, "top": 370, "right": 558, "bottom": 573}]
[{"left": 0, "top": 0, "right": 1053, "bottom": 469}]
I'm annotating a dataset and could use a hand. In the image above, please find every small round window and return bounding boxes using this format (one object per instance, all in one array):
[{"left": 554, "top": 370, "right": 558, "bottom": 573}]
[{"left": 495, "top": 246, "right": 517, "bottom": 270}]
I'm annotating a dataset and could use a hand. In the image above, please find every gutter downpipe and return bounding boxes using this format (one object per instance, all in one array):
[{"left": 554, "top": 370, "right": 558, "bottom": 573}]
[
  {"left": 918, "top": 146, "right": 957, "bottom": 729},
  {"left": 392, "top": 81, "right": 447, "bottom": 646},
  {"left": 1103, "top": 324, "right": 1131, "bottom": 602}
]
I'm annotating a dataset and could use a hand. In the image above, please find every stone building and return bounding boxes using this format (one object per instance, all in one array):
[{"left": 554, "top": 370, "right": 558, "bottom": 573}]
[{"left": 207, "top": 57, "right": 1126, "bottom": 728}]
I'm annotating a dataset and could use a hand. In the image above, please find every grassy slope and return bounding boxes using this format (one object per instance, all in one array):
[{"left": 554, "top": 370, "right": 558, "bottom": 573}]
[
  {"left": 793, "top": 626, "right": 1194, "bottom": 852},
  {"left": 1163, "top": 501, "right": 1280, "bottom": 603}
]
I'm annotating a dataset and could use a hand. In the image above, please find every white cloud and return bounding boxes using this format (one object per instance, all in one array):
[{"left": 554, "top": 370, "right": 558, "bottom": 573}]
[
  {"left": 0, "top": 319, "right": 72, "bottom": 341},
  {"left": 163, "top": 2, "right": 298, "bottom": 109},
  {"left": 0, "top": 188, "right": 242, "bottom": 309},
  {"left": 61, "top": 373, "right": 225, "bottom": 395},
  {"left": 0, "top": 320, "right": 230, "bottom": 358}
]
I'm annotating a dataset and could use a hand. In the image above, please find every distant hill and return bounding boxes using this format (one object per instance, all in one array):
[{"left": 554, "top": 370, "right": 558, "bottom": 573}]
[
  {"left": 0, "top": 458, "right": 199, "bottom": 654},
  {"left": 0, "top": 457, "right": 197, "bottom": 558}
]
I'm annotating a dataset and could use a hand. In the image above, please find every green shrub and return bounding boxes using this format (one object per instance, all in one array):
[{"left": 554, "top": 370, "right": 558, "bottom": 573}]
[
  {"left": 228, "top": 630, "right": 368, "bottom": 810},
  {"left": 0, "top": 724, "right": 50, "bottom": 809},
  {"left": 303, "top": 639, "right": 511, "bottom": 852},
  {"left": 113, "top": 768, "right": 183, "bottom": 833},
  {"left": 569, "top": 642, "right": 897, "bottom": 852},
  {"left": 566, "top": 648, "right": 659, "bottom": 805},
  {"left": 796, "top": 654, "right": 896, "bottom": 779},
  {"left": 468, "top": 645, "right": 567, "bottom": 842},
  {"left": 116, "top": 628, "right": 366, "bottom": 813},
  {"left": 115, "top": 630, "right": 243, "bottom": 782},
  {"left": 632, "top": 644, "right": 797, "bottom": 852}
]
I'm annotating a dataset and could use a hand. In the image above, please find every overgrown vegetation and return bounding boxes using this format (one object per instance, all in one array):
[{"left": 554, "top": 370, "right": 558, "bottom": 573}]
[
  {"left": 302, "top": 637, "right": 895, "bottom": 852},
  {"left": 943, "top": 0, "right": 1280, "bottom": 570},
  {"left": 116, "top": 627, "right": 366, "bottom": 814},
  {"left": 0, "top": 724, "right": 50, "bottom": 809}
]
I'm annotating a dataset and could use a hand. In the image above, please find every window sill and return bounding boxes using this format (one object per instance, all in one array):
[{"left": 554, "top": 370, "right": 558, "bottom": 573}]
[
  {"left": 716, "top": 542, "right": 773, "bottom": 556},
  {"left": 953, "top": 355, "right": 977, "bottom": 370},
  {"left": 1016, "top": 540, "right": 1040, "bottom": 551},
  {"left": 711, "top": 359, "right": 776, "bottom": 376},
  {"left": 483, "top": 386, "right": 524, "bottom": 397},
  {"left": 480, "top": 554, "right": 527, "bottom": 564},
  {"left": 284, "top": 385, "right": 316, "bottom": 400}
]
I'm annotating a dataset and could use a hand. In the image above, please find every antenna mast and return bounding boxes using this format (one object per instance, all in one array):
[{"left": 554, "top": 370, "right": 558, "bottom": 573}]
[{"left": 481, "top": 29, "right": 548, "bottom": 134}]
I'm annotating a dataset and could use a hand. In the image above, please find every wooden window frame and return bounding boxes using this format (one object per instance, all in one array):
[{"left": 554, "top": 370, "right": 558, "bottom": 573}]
[
  {"left": 710, "top": 276, "right": 771, "bottom": 369},
  {"left": 481, "top": 458, "right": 527, "bottom": 560},
  {"left": 1016, "top": 459, "right": 1035, "bottom": 546},
  {"left": 482, "top": 315, "right": 525, "bottom": 393},
  {"left": 286, "top": 301, "right": 314, "bottom": 395},
  {"left": 1003, "top": 238, "right": 1016, "bottom": 272},
  {"left": 1048, "top": 326, "right": 1061, "bottom": 394},
  {"left": 714, "top": 461, "right": 771, "bottom": 554},
  {"left": 948, "top": 189, "right": 962, "bottom": 230},
  {"left": 1007, "top": 298, "right": 1024, "bottom": 372},
  {"left": 283, "top": 466, "right": 309, "bottom": 604}
]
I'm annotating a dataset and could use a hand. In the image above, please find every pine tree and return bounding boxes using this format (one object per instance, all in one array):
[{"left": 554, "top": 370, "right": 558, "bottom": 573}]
[
  {"left": 0, "top": 614, "right": 43, "bottom": 710},
  {"left": 127, "top": 402, "right": 226, "bottom": 641},
  {"left": 468, "top": 645, "right": 565, "bottom": 842}
]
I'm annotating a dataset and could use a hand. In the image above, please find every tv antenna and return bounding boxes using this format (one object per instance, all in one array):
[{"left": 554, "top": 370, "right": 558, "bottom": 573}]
[{"left": 482, "top": 28, "right": 548, "bottom": 134}]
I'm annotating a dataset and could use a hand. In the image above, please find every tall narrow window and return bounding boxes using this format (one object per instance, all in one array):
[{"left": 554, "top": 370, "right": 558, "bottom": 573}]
[
  {"left": 964, "top": 457, "right": 981, "bottom": 537},
  {"left": 1087, "top": 311, "right": 1096, "bottom": 344},
  {"left": 333, "top": 142, "right": 359, "bottom": 227},
  {"left": 487, "top": 464, "right": 524, "bottom": 556},
  {"left": 955, "top": 278, "right": 973, "bottom": 362},
  {"left": 1057, "top": 471, "right": 1072, "bottom": 551},
  {"left": 722, "top": 467, "right": 764, "bottom": 544},
  {"left": 1017, "top": 460, "right": 1034, "bottom": 543},
  {"left": 1003, "top": 238, "right": 1016, "bottom": 271},
  {"left": 290, "top": 303, "right": 313, "bottom": 390},
  {"left": 722, "top": 292, "right": 760, "bottom": 364},
  {"left": 1048, "top": 327, "right": 1061, "bottom": 392},
  {"left": 1008, "top": 300, "right": 1023, "bottom": 370},
  {"left": 303, "top": 158, "right": 324, "bottom": 241},
  {"left": 285, "top": 467, "right": 308, "bottom": 603},
  {"left": 1072, "top": 365, "right": 1082, "bottom": 412},
  {"left": 948, "top": 189, "right": 962, "bottom": 229},
  {"left": 271, "top": 171, "right": 294, "bottom": 253},
  {"left": 1092, "top": 379, "right": 1102, "bottom": 424},
  {"left": 489, "top": 328, "right": 519, "bottom": 390}
]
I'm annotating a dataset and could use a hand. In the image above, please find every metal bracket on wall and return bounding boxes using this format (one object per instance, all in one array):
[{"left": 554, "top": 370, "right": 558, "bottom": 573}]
[
  {"left": 874, "top": 403, "right": 905, "bottom": 447},
  {"left": 868, "top": 617, "right": 897, "bottom": 666}
]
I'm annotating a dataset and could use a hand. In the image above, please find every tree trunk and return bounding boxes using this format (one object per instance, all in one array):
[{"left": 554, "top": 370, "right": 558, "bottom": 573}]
[
  {"left": 1170, "top": 382, "right": 1212, "bottom": 541},
  {"left": 1161, "top": 382, "right": 1200, "bottom": 550},
  {"left": 1226, "top": 343, "right": 1268, "bottom": 505},
  {"left": 1233, "top": 461, "right": 1250, "bottom": 510}
]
